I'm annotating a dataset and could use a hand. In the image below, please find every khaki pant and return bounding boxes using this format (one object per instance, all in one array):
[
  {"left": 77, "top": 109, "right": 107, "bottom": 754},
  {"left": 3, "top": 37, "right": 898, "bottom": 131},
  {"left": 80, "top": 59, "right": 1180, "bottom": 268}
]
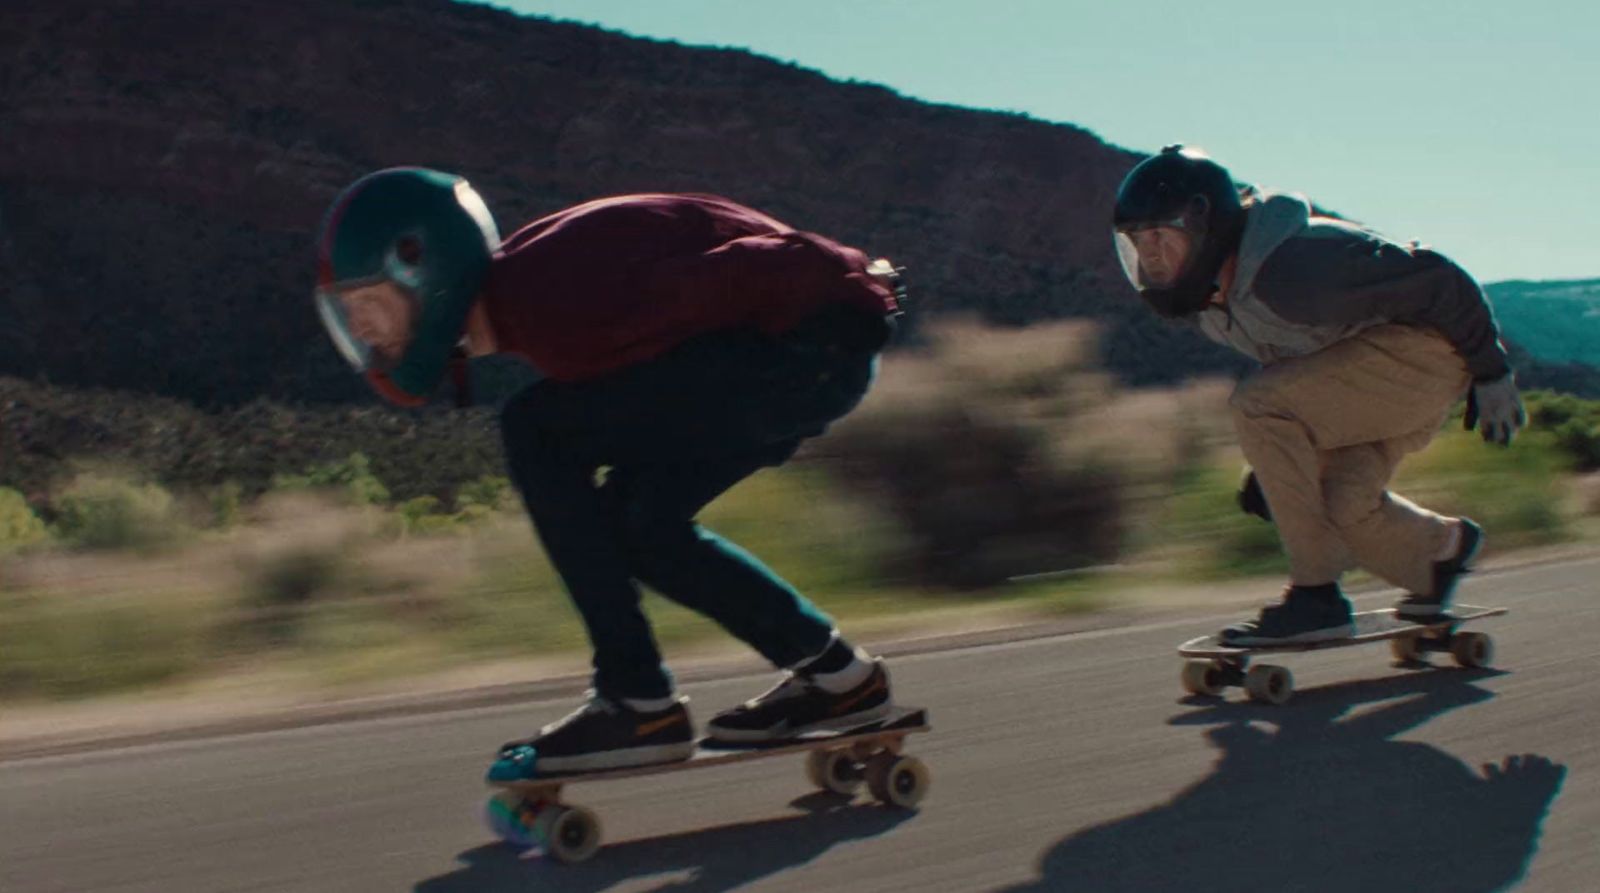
[{"left": 1229, "top": 325, "right": 1472, "bottom": 594}]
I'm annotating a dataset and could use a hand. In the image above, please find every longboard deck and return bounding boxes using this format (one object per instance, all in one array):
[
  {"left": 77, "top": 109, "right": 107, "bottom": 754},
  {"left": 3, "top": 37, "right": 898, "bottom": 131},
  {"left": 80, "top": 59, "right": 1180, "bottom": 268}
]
[
  {"left": 491, "top": 706, "right": 928, "bottom": 793},
  {"left": 1179, "top": 604, "right": 1507, "bottom": 659}
]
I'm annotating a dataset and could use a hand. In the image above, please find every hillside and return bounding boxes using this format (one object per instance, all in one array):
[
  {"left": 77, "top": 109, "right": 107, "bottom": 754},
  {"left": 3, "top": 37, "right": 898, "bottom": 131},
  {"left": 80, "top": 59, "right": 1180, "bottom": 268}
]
[
  {"left": 0, "top": 0, "right": 1590, "bottom": 406},
  {"left": 1488, "top": 279, "right": 1600, "bottom": 368},
  {"left": 0, "top": 0, "right": 1223, "bottom": 407}
]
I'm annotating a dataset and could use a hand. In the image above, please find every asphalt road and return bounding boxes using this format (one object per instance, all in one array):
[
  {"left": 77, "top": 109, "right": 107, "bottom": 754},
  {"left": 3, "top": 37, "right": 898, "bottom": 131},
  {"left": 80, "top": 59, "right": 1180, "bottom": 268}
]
[{"left": 3, "top": 558, "right": 1596, "bottom": 892}]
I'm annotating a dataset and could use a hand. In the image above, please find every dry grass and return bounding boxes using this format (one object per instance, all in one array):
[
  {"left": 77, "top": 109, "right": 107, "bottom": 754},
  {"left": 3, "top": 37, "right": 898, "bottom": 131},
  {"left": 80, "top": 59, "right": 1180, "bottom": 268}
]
[{"left": 3, "top": 321, "right": 1590, "bottom": 703}]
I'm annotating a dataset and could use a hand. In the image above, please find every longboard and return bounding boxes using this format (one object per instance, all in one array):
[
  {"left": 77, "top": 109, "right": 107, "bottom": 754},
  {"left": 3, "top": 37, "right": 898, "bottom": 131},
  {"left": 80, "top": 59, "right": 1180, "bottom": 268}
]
[
  {"left": 484, "top": 706, "right": 930, "bottom": 863},
  {"left": 1176, "top": 604, "right": 1506, "bottom": 705}
]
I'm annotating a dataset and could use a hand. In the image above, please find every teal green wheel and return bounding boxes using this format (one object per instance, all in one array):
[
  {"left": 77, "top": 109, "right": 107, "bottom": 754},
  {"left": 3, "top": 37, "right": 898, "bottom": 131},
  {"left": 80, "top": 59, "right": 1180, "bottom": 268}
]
[{"left": 484, "top": 791, "right": 544, "bottom": 849}]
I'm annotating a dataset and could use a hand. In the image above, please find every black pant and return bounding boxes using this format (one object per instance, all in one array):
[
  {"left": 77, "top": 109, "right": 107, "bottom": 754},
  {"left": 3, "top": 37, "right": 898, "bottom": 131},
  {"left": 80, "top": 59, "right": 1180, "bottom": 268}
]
[{"left": 499, "top": 311, "right": 881, "bottom": 699}]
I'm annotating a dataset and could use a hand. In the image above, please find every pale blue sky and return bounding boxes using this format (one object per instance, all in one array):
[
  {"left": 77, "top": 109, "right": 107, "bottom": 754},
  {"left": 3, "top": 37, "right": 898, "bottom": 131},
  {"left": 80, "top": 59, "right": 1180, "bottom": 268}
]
[{"left": 486, "top": 0, "right": 1596, "bottom": 283}]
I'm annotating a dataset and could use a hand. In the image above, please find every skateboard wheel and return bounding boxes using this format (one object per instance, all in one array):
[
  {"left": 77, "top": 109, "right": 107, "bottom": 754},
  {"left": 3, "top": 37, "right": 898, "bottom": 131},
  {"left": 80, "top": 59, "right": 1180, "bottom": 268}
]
[
  {"left": 530, "top": 802, "right": 562, "bottom": 846},
  {"left": 484, "top": 792, "right": 542, "bottom": 849},
  {"left": 543, "top": 804, "right": 602, "bottom": 864},
  {"left": 1244, "top": 664, "right": 1293, "bottom": 705},
  {"left": 1450, "top": 632, "right": 1493, "bottom": 668},
  {"left": 866, "top": 754, "right": 930, "bottom": 808},
  {"left": 1181, "top": 660, "right": 1225, "bottom": 697},
  {"left": 806, "top": 749, "right": 863, "bottom": 795},
  {"left": 1390, "top": 635, "right": 1422, "bottom": 664}
]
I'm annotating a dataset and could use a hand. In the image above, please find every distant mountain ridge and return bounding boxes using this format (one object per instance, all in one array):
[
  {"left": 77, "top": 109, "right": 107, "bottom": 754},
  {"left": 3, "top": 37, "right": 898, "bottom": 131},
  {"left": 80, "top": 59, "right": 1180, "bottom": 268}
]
[
  {"left": 1487, "top": 279, "right": 1600, "bottom": 368},
  {"left": 0, "top": 0, "right": 1593, "bottom": 405}
]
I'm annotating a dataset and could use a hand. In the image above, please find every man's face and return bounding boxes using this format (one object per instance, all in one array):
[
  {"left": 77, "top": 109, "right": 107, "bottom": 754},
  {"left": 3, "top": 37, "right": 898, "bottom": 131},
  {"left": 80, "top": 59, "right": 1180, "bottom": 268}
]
[
  {"left": 319, "top": 281, "right": 418, "bottom": 372},
  {"left": 1122, "top": 226, "right": 1192, "bottom": 289}
]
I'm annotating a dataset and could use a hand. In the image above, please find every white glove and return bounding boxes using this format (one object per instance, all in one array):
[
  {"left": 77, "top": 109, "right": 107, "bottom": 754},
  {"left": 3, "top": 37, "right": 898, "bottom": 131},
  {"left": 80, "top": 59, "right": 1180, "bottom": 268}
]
[{"left": 1464, "top": 374, "right": 1526, "bottom": 446}]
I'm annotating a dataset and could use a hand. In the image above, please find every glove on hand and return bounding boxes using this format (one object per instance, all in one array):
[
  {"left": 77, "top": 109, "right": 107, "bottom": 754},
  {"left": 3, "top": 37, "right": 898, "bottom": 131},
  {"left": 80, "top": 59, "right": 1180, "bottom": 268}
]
[
  {"left": 1463, "top": 374, "right": 1526, "bottom": 446},
  {"left": 1238, "top": 467, "right": 1272, "bottom": 522}
]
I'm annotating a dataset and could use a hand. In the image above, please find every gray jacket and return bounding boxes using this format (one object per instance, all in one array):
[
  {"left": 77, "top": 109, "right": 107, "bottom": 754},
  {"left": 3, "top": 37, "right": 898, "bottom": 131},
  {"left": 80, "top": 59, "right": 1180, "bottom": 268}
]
[{"left": 1196, "top": 192, "right": 1510, "bottom": 381}]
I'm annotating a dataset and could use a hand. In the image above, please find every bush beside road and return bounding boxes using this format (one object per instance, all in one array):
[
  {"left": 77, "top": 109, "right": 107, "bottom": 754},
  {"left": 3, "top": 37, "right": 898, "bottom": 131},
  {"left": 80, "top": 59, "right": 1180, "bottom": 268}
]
[{"left": 3, "top": 320, "right": 1595, "bottom": 708}]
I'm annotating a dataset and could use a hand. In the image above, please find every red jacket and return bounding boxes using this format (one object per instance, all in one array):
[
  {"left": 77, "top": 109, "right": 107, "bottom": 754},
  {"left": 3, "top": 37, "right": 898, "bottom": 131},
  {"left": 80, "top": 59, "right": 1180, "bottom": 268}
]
[{"left": 482, "top": 194, "right": 897, "bottom": 382}]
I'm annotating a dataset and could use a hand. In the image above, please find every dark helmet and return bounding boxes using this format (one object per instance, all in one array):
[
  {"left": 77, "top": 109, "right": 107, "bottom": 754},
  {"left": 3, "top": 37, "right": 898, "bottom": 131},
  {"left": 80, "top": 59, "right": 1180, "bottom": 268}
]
[
  {"left": 314, "top": 167, "right": 500, "bottom": 405},
  {"left": 1112, "top": 145, "right": 1245, "bottom": 318}
]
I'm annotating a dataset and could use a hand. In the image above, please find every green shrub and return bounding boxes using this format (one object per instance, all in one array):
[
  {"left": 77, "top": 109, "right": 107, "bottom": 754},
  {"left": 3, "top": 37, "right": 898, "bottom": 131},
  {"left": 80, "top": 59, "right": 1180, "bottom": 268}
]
[
  {"left": 1522, "top": 390, "right": 1600, "bottom": 471},
  {"left": 820, "top": 320, "right": 1130, "bottom": 589},
  {"left": 828, "top": 405, "right": 1126, "bottom": 588},
  {"left": 454, "top": 504, "right": 497, "bottom": 526},
  {"left": 392, "top": 493, "right": 507, "bottom": 537},
  {"left": 458, "top": 475, "right": 513, "bottom": 513},
  {"left": 1393, "top": 429, "right": 1569, "bottom": 549},
  {"left": 0, "top": 487, "right": 48, "bottom": 550},
  {"left": 397, "top": 495, "right": 443, "bottom": 524},
  {"left": 210, "top": 481, "right": 244, "bottom": 529},
  {"left": 1526, "top": 391, "right": 1593, "bottom": 429},
  {"left": 1553, "top": 420, "right": 1600, "bottom": 472},
  {"left": 53, "top": 474, "right": 185, "bottom": 552},
  {"left": 395, "top": 495, "right": 457, "bottom": 536},
  {"left": 273, "top": 452, "right": 390, "bottom": 506}
]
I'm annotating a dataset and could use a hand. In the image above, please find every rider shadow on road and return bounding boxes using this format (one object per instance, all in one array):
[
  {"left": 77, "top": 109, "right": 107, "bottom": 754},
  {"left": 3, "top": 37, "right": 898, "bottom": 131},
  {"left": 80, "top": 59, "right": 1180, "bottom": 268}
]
[
  {"left": 997, "top": 669, "right": 1567, "bottom": 893},
  {"left": 414, "top": 791, "right": 912, "bottom": 893}
]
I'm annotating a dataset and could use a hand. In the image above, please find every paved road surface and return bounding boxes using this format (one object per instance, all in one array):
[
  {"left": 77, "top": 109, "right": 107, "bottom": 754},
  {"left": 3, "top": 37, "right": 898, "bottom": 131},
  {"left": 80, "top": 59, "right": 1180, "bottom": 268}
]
[{"left": 3, "top": 559, "right": 1596, "bottom": 892}]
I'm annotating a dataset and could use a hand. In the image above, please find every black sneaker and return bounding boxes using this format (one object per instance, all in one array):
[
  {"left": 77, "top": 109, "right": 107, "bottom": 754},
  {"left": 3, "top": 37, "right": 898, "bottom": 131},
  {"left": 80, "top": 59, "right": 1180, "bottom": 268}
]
[
  {"left": 1397, "top": 519, "right": 1483, "bottom": 619},
  {"left": 1221, "top": 585, "right": 1355, "bottom": 646},
  {"left": 706, "top": 659, "right": 892, "bottom": 744},
  {"left": 487, "top": 694, "right": 694, "bottom": 779}
]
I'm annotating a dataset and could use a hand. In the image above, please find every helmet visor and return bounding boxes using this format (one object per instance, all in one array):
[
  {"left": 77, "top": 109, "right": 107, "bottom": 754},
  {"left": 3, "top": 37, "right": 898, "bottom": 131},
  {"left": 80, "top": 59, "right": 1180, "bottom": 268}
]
[
  {"left": 316, "top": 287, "right": 373, "bottom": 371},
  {"left": 314, "top": 280, "right": 418, "bottom": 373},
  {"left": 1114, "top": 224, "right": 1197, "bottom": 291}
]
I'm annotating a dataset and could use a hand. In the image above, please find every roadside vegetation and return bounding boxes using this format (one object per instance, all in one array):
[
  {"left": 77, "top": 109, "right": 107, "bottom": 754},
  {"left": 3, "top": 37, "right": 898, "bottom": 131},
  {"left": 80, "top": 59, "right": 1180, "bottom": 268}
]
[{"left": 3, "top": 322, "right": 1593, "bottom": 701}]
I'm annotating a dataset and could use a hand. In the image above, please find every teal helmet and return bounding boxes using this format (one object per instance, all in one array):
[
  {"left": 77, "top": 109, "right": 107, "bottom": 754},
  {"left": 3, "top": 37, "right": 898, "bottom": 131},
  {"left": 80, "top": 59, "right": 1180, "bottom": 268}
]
[{"left": 314, "top": 167, "right": 500, "bottom": 406}]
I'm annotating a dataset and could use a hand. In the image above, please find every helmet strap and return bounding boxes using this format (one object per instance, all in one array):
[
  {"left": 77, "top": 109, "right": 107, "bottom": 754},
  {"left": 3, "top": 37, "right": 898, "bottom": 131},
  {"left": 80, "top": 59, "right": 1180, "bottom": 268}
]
[{"left": 448, "top": 346, "right": 472, "bottom": 409}]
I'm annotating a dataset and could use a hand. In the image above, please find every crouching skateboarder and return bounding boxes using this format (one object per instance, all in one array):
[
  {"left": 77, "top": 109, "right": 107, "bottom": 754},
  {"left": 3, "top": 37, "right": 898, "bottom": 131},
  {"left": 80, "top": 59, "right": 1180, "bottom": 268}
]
[
  {"left": 1113, "top": 146, "right": 1526, "bottom": 646},
  {"left": 313, "top": 168, "right": 904, "bottom": 773}
]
